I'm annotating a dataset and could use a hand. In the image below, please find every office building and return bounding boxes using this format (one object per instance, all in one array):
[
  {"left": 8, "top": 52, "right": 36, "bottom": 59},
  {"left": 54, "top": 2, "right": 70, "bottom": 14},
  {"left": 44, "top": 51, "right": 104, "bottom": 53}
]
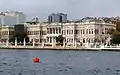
[
  {"left": 0, "top": 11, "right": 26, "bottom": 25},
  {"left": 48, "top": 13, "right": 67, "bottom": 23}
]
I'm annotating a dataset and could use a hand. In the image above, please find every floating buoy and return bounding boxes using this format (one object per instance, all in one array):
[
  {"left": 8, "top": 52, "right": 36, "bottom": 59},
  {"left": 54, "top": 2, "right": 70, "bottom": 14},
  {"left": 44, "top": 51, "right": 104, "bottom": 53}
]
[{"left": 33, "top": 57, "right": 39, "bottom": 63}]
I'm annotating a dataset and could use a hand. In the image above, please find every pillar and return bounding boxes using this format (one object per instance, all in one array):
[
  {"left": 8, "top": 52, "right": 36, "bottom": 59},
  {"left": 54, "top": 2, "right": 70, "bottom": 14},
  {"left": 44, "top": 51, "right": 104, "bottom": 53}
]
[
  {"left": 63, "top": 39, "right": 66, "bottom": 48},
  {"left": 73, "top": 38, "right": 75, "bottom": 47},
  {"left": 55, "top": 28, "right": 56, "bottom": 34},
  {"left": 33, "top": 39, "right": 35, "bottom": 47},
  {"left": 6, "top": 39, "right": 9, "bottom": 47},
  {"left": 52, "top": 37, "right": 54, "bottom": 48},
  {"left": 42, "top": 40, "right": 44, "bottom": 48},
  {"left": 23, "top": 38, "right": 26, "bottom": 47},
  {"left": 15, "top": 37, "right": 17, "bottom": 47},
  {"left": 54, "top": 38, "right": 56, "bottom": 48},
  {"left": 49, "top": 37, "right": 51, "bottom": 43},
  {"left": 52, "top": 28, "right": 53, "bottom": 34},
  {"left": 75, "top": 39, "right": 77, "bottom": 48}
]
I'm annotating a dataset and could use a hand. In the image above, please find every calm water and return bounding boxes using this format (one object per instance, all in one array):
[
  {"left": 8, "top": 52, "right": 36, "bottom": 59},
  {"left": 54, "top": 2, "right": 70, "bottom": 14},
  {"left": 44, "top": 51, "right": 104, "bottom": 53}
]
[{"left": 0, "top": 50, "right": 120, "bottom": 75}]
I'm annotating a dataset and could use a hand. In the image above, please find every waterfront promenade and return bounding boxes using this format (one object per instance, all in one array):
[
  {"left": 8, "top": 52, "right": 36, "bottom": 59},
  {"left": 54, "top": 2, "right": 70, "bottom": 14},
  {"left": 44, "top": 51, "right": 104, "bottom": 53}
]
[{"left": 1, "top": 42, "right": 120, "bottom": 52}]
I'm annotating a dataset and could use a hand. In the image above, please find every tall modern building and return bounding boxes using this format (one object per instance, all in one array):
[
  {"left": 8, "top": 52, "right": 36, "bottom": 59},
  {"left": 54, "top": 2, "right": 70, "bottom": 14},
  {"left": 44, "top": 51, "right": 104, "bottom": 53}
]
[
  {"left": 0, "top": 11, "right": 26, "bottom": 25},
  {"left": 48, "top": 13, "right": 67, "bottom": 23}
]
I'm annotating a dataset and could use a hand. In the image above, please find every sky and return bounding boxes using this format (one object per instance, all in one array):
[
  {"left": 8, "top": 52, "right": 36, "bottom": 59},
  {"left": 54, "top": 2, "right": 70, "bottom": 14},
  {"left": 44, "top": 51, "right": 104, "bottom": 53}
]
[{"left": 0, "top": 0, "right": 120, "bottom": 21}]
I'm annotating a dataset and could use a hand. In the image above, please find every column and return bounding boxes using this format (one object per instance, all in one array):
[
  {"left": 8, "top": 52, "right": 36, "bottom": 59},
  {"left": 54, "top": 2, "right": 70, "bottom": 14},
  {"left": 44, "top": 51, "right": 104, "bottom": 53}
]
[
  {"left": 33, "top": 39, "right": 35, "bottom": 47},
  {"left": 52, "top": 28, "right": 53, "bottom": 34},
  {"left": 55, "top": 28, "right": 56, "bottom": 34},
  {"left": 6, "top": 39, "right": 9, "bottom": 47},
  {"left": 47, "top": 37, "right": 48, "bottom": 44},
  {"left": 42, "top": 40, "right": 44, "bottom": 48},
  {"left": 15, "top": 37, "right": 17, "bottom": 47},
  {"left": 52, "top": 37, "right": 54, "bottom": 48},
  {"left": 23, "top": 38, "right": 26, "bottom": 47},
  {"left": 66, "top": 29, "right": 67, "bottom": 35},
  {"left": 52, "top": 28, "right": 55, "bottom": 34},
  {"left": 49, "top": 37, "right": 51, "bottom": 43},
  {"left": 54, "top": 37, "right": 56, "bottom": 48},
  {"left": 58, "top": 28, "right": 59, "bottom": 34},
  {"left": 63, "top": 39, "right": 66, "bottom": 48}
]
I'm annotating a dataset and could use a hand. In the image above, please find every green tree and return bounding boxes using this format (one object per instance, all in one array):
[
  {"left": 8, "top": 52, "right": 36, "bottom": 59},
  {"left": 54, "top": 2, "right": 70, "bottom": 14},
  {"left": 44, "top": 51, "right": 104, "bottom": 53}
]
[
  {"left": 56, "top": 35, "right": 64, "bottom": 45},
  {"left": 108, "top": 29, "right": 120, "bottom": 44},
  {"left": 111, "top": 35, "right": 120, "bottom": 44},
  {"left": 9, "top": 33, "right": 29, "bottom": 43},
  {"left": 108, "top": 28, "right": 115, "bottom": 35}
]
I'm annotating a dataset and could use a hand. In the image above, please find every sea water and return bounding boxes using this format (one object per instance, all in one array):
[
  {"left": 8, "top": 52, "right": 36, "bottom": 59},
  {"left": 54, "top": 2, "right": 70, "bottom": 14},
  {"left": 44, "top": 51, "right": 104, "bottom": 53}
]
[{"left": 0, "top": 49, "right": 120, "bottom": 75}]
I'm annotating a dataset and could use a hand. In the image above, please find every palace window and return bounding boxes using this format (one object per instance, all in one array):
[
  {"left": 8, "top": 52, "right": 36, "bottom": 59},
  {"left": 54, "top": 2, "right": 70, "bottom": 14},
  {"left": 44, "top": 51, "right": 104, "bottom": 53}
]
[
  {"left": 83, "top": 29, "right": 85, "bottom": 34},
  {"left": 50, "top": 28, "right": 52, "bottom": 34},
  {"left": 91, "top": 29, "right": 93, "bottom": 34},
  {"left": 53, "top": 28, "right": 55, "bottom": 34},
  {"left": 56, "top": 28, "right": 58, "bottom": 34},
  {"left": 95, "top": 29, "right": 99, "bottom": 34},
  {"left": 59, "top": 28, "right": 61, "bottom": 34},
  {"left": 75, "top": 30, "right": 78, "bottom": 34},
  {"left": 67, "top": 30, "right": 69, "bottom": 34}
]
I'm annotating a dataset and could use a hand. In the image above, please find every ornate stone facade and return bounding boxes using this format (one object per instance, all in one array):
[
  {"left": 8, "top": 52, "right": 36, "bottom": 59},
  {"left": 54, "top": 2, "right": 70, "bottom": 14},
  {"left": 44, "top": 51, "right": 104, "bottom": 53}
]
[{"left": 0, "top": 22, "right": 116, "bottom": 45}]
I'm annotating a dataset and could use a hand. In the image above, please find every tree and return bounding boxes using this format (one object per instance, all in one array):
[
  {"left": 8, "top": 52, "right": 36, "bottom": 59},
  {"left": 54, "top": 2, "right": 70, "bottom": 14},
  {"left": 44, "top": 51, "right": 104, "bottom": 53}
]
[
  {"left": 107, "top": 28, "right": 115, "bottom": 35},
  {"left": 9, "top": 33, "right": 29, "bottom": 43},
  {"left": 56, "top": 35, "right": 64, "bottom": 45},
  {"left": 111, "top": 35, "right": 120, "bottom": 44},
  {"left": 107, "top": 20, "right": 120, "bottom": 44},
  {"left": 108, "top": 29, "right": 120, "bottom": 44},
  {"left": 112, "top": 20, "right": 120, "bottom": 32}
]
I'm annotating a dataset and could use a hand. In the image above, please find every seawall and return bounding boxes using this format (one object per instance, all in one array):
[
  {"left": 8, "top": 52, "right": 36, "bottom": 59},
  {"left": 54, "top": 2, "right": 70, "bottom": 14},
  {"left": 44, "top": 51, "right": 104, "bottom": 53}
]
[{"left": 0, "top": 46, "right": 120, "bottom": 52}]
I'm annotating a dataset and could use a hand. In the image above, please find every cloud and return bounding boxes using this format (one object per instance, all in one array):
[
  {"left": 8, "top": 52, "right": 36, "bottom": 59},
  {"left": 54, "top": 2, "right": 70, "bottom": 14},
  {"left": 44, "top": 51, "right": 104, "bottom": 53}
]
[{"left": 0, "top": 0, "right": 120, "bottom": 21}]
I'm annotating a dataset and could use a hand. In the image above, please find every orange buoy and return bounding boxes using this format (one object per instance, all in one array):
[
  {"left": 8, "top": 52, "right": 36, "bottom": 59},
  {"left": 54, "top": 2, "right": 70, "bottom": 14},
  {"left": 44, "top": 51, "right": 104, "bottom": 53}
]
[{"left": 33, "top": 57, "right": 39, "bottom": 63}]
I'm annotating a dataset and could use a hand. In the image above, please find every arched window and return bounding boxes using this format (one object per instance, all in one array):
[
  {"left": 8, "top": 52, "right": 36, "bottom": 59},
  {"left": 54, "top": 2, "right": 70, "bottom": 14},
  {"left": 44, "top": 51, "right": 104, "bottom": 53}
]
[{"left": 83, "top": 38, "right": 85, "bottom": 43}]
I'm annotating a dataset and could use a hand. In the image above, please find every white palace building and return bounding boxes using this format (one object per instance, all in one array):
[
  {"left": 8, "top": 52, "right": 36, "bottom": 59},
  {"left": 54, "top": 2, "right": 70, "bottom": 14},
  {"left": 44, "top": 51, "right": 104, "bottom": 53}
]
[{"left": 0, "top": 21, "right": 116, "bottom": 47}]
